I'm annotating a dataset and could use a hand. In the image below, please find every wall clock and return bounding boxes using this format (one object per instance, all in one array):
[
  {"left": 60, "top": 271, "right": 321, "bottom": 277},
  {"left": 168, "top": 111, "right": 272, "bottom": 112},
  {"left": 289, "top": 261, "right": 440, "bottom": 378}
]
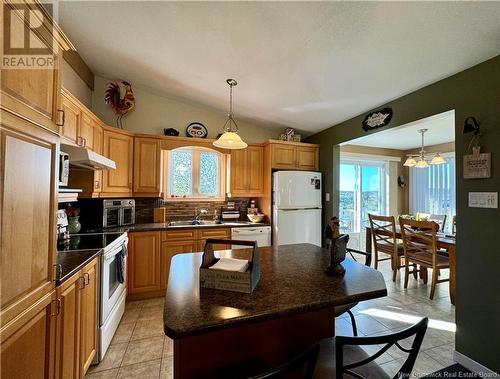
[{"left": 186, "top": 122, "right": 208, "bottom": 138}]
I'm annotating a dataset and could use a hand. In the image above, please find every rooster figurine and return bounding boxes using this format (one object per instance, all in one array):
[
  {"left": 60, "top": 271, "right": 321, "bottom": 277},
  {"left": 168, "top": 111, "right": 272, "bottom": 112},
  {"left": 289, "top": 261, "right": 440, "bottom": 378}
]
[{"left": 104, "top": 80, "right": 136, "bottom": 128}]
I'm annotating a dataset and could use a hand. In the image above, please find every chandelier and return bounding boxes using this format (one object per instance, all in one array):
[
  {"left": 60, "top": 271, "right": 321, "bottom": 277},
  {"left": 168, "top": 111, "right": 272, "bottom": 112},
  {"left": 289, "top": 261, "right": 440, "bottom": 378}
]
[
  {"left": 213, "top": 79, "right": 247, "bottom": 150},
  {"left": 403, "top": 129, "right": 446, "bottom": 168}
]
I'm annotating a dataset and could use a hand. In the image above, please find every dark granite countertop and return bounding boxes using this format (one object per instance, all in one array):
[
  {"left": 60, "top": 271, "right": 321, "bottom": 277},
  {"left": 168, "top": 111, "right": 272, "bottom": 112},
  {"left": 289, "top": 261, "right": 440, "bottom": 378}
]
[
  {"left": 56, "top": 249, "right": 101, "bottom": 285},
  {"left": 163, "top": 243, "right": 387, "bottom": 339},
  {"left": 106, "top": 221, "right": 270, "bottom": 234}
]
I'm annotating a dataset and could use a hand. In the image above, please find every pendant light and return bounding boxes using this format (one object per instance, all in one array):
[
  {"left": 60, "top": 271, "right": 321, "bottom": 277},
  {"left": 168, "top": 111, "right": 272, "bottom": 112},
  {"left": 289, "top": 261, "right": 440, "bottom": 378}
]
[
  {"left": 403, "top": 129, "right": 447, "bottom": 168},
  {"left": 213, "top": 79, "right": 248, "bottom": 150}
]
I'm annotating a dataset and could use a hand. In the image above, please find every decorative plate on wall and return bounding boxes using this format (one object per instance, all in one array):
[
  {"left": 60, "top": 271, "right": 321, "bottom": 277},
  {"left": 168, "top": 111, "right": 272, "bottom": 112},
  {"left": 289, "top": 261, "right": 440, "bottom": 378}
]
[{"left": 186, "top": 122, "right": 208, "bottom": 138}]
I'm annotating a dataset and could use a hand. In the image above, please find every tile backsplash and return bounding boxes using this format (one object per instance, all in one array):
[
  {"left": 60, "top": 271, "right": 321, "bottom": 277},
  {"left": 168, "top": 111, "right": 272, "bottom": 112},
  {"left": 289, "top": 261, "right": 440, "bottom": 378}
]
[{"left": 135, "top": 198, "right": 252, "bottom": 224}]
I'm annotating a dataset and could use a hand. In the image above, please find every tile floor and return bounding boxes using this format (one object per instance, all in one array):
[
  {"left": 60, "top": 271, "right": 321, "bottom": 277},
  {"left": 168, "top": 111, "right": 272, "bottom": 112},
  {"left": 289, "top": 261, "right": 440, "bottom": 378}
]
[{"left": 86, "top": 258, "right": 455, "bottom": 378}]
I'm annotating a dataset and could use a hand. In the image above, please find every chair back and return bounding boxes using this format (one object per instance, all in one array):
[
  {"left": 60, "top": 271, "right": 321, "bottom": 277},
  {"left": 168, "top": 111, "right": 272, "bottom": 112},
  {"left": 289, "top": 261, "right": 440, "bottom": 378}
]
[
  {"left": 335, "top": 317, "right": 428, "bottom": 379},
  {"left": 429, "top": 214, "right": 447, "bottom": 232},
  {"left": 249, "top": 344, "right": 320, "bottom": 379},
  {"left": 368, "top": 214, "right": 398, "bottom": 258},
  {"left": 399, "top": 218, "right": 438, "bottom": 266}
]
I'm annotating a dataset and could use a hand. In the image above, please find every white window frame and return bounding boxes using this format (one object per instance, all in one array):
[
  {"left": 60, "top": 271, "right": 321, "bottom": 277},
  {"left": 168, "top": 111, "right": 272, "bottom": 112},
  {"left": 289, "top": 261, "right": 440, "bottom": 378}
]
[{"left": 165, "top": 146, "right": 226, "bottom": 201}]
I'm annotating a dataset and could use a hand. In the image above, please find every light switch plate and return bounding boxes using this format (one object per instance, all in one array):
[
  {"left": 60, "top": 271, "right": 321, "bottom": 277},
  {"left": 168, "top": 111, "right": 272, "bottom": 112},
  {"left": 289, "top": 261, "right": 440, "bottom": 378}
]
[
  {"left": 325, "top": 193, "right": 330, "bottom": 202},
  {"left": 468, "top": 192, "right": 498, "bottom": 209}
]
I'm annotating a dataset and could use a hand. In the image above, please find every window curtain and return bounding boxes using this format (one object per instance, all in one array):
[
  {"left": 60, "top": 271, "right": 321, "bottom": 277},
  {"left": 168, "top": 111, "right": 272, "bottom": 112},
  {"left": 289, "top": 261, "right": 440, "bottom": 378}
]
[{"left": 409, "top": 156, "right": 456, "bottom": 232}]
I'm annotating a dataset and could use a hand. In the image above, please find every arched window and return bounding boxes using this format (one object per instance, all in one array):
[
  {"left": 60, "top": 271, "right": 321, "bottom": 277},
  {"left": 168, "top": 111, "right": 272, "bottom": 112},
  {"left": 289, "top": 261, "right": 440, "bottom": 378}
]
[{"left": 166, "top": 146, "right": 226, "bottom": 200}]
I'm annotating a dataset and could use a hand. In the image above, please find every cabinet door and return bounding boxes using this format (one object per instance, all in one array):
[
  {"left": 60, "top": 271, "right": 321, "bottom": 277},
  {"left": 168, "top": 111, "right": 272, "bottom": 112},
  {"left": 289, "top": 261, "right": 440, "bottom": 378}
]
[
  {"left": 55, "top": 273, "right": 81, "bottom": 379},
  {"left": 296, "top": 146, "right": 319, "bottom": 171},
  {"left": 230, "top": 148, "right": 248, "bottom": 194},
  {"left": 247, "top": 146, "right": 264, "bottom": 194},
  {"left": 271, "top": 144, "right": 296, "bottom": 169},
  {"left": 133, "top": 137, "right": 162, "bottom": 195},
  {"left": 1, "top": 116, "right": 57, "bottom": 328},
  {"left": 160, "top": 241, "right": 198, "bottom": 290},
  {"left": 79, "top": 112, "right": 95, "bottom": 151},
  {"left": 93, "top": 123, "right": 104, "bottom": 155},
  {"left": 102, "top": 130, "right": 133, "bottom": 194},
  {"left": 80, "top": 258, "right": 98, "bottom": 376},
  {"left": 128, "top": 232, "right": 161, "bottom": 294},
  {"left": 60, "top": 92, "right": 79, "bottom": 144},
  {"left": 0, "top": 3, "right": 63, "bottom": 132},
  {"left": 1, "top": 290, "right": 57, "bottom": 379}
]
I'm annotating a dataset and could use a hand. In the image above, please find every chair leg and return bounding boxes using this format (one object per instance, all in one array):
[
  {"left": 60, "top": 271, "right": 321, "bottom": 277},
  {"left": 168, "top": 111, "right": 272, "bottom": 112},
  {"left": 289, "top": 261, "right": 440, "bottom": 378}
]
[
  {"left": 374, "top": 250, "right": 378, "bottom": 270},
  {"left": 404, "top": 262, "right": 410, "bottom": 289},
  {"left": 392, "top": 267, "right": 397, "bottom": 282},
  {"left": 430, "top": 268, "right": 439, "bottom": 300},
  {"left": 346, "top": 310, "right": 358, "bottom": 336},
  {"left": 412, "top": 264, "right": 418, "bottom": 279},
  {"left": 422, "top": 268, "right": 428, "bottom": 284}
]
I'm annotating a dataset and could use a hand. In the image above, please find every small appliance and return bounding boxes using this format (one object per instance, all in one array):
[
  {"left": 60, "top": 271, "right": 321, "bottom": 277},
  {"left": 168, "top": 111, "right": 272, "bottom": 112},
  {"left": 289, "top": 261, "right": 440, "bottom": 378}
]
[
  {"left": 103, "top": 199, "right": 135, "bottom": 228},
  {"left": 231, "top": 226, "right": 271, "bottom": 249},
  {"left": 59, "top": 151, "right": 70, "bottom": 186}
]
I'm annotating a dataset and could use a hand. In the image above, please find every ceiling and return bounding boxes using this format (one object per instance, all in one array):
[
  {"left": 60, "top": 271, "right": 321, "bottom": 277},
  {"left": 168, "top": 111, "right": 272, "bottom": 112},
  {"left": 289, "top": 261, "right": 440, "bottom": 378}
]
[
  {"left": 347, "top": 110, "right": 455, "bottom": 150},
  {"left": 58, "top": 2, "right": 500, "bottom": 134}
]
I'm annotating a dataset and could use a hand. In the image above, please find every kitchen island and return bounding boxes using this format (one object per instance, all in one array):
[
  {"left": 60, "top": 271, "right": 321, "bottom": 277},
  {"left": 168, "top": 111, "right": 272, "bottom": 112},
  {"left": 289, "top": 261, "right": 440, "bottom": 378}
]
[{"left": 163, "top": 243, "right": 387, "bottom": 378}]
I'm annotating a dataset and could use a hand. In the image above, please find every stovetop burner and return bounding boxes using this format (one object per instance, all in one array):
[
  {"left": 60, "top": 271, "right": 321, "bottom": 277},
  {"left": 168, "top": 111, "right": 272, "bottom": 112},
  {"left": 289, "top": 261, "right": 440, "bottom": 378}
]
[{"left": 58, "top": 232, "right": 124, "bottom": 252}]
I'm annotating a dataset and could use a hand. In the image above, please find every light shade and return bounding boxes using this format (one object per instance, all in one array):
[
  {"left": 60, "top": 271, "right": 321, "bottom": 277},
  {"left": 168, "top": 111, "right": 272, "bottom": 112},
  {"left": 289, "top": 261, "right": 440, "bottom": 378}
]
[
  {"left": 431, "top": 154, "right": 446, "bottom": 165},
  {"left": 403, "top": 157, "right": 417, "bottom": 167},
  {"left": 213, "top": 132, "right": 248, "bottom": 149},
  {"left": 415, "top": 159, "right": 429, "bottom": 168}
]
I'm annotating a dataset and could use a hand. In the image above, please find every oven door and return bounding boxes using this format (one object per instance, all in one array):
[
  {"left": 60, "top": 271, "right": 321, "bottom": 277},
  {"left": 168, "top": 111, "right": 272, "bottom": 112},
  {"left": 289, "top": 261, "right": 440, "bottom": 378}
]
[
  {"left": 103, "top": 207, "right": 120, "bottom": 228},
  {"left": 101, "top": 240, "right": 127, "bottom": 324},
  {"left": 120, "top": 207, "right": 135, "bottom": 226}
]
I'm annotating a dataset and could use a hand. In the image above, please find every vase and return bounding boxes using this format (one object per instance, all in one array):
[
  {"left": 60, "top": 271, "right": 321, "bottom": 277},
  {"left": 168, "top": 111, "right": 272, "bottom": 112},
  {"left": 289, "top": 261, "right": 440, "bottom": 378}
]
[{"left": 67, "top": 216, "right": 81, "bottom": 234}]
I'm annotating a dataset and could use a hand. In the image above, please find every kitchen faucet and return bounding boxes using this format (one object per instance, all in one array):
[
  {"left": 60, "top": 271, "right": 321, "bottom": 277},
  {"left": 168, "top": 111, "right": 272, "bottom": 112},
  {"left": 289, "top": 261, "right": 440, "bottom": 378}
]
[{"left": 194, "top": 208, "right": 208, "bottom": 221}]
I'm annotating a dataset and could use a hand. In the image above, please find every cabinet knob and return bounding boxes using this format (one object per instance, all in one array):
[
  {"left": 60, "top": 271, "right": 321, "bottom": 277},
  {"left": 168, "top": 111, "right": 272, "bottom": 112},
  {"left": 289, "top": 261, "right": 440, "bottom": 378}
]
[
  {"left": 95, "top": 180, "right": 100, "bottom": 189},
  {"left": 84, "top": 272, "right": 90, "bottom": 286}
]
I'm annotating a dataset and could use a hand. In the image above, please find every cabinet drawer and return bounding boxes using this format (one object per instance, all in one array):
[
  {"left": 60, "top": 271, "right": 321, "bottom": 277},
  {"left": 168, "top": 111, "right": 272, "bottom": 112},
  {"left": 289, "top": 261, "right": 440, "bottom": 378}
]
[
  {"left": 197, "top": 228, "right": 230, "bottom": 240},
  {"left": 162, "top": 229, "right": 197, "bottom": 242}
]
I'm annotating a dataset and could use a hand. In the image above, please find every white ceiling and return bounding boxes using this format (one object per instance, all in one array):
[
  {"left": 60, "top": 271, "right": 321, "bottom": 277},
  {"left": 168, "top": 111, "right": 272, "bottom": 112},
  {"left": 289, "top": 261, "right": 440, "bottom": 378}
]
[
  {"left": 58, "top": 1, "right": 500, "bottom": 134},
  {"left": 347, "top": 110, "right": 455, "bottom": 150}
]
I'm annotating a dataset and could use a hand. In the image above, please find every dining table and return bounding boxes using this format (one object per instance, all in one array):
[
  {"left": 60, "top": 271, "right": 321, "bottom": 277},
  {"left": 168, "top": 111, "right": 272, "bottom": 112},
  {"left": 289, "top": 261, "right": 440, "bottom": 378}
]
[
  {"left": 163, "top": 243, "right": 387, "bottom": 378},
  {"left": 364, "top": 226, "right": 456, "bottom": 304}
]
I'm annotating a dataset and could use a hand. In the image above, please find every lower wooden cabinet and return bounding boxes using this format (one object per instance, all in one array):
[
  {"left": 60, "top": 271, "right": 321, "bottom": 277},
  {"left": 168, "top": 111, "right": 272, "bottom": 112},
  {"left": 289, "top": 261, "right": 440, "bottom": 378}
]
[
  {"left": 160, "top": 241, "right": 198, "bottom": 290},
  {"left": 128, "top": 232, "right": 162, "bottom": 295},
  {"left": 54, "top": 257, "right": 99, "bottom": 379},
  {"left": 1, "top": 290, "right": 57, "bottom": 379}
]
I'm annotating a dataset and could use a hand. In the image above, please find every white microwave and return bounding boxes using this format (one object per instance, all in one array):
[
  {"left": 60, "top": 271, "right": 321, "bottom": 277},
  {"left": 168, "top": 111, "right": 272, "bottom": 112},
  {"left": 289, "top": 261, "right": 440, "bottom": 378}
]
[{"left": 59, "top": 151, "right": 70, "bottom": 186}]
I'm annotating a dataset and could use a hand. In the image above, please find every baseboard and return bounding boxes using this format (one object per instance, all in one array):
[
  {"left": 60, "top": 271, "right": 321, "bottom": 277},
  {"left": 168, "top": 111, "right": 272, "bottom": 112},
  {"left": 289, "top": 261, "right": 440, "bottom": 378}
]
[{"left": 453, "top": 350, "right": 499, "bottom": 377}]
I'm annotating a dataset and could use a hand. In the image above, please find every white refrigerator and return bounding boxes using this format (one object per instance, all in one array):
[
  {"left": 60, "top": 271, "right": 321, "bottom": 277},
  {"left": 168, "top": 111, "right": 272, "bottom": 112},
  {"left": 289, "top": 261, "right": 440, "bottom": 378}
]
[{"left": 273, "top": 171, "right": 322, "bottom": 246}]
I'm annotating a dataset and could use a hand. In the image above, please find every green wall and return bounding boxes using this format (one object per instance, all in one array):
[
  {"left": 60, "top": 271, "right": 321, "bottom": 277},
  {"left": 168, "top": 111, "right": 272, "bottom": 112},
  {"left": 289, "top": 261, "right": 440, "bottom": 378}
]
[{"left": 306, "top": 56, "right": 500, "bottom": 373}]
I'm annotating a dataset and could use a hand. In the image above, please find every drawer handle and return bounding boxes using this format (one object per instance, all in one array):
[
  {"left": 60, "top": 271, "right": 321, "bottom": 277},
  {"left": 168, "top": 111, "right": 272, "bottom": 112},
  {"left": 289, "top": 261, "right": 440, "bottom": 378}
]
[{"left": 84, "top": 272, "right": 90, "bottom": 285}]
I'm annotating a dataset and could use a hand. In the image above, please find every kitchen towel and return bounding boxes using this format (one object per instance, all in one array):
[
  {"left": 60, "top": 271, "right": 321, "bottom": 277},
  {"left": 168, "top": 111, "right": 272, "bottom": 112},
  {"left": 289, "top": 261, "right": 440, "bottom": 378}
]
[{"left": 209, "top": 257, "right": 249, "bottom": 272}]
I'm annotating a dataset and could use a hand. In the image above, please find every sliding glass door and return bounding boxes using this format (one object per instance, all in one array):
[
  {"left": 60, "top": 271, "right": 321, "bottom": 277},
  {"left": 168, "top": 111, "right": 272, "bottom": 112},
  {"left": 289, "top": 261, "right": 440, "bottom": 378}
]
[{"left": 339, "top": 160, "right": 388, "bottom": 249}]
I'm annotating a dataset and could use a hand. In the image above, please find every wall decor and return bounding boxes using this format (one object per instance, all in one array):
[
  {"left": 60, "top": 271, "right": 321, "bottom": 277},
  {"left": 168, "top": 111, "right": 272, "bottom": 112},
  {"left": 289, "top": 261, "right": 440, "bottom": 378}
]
[
  {"left": 104, "top": 80, "right": 136, "bottom": 129},
  {"left": 464, "top": 146, "right": 491, "bottom": 179},
  {"left": 186, "top": 122, "right": 208, "bottom": 138},
  {"left": 292, "top": 134, "right": 302, "bottom": 142},
  {"left": 164, "top": 128, "right": 180, "bottom": 136},
  {"left": 285, "top": 127, "right": 295, "bottom": 141},
  {"left": 362, "top": 107, "right": 393, "bottom": 131}
]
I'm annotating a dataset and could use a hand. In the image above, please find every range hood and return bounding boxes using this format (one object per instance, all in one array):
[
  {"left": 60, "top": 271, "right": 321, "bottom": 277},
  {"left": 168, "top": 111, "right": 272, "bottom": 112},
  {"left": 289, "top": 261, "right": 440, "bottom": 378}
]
[{"left": 61, "top": 143, "right": 116, "bottom": 170}]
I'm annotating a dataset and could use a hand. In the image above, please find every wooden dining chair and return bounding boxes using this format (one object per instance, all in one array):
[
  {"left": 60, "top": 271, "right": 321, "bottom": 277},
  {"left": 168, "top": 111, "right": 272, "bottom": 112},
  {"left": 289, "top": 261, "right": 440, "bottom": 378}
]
[
  {"left": 399, "top": 218, "right": 450, "bottom": 300},
  {"left": 368, "top": 214, "right": 405, "bottom": 281},
  {"left": 429, "top": 214, "right": 447, "bottom": 232}
]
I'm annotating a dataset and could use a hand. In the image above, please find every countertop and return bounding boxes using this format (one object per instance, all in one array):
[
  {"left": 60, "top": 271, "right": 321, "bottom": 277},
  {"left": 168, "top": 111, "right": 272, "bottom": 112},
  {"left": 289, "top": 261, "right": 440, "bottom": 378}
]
[
  {"left": 106, "top": 221, "right": 270, "bottom": 234},
  {"left": 163, "top": 243, "right": 387, "bottom": 339},
  {"left": 56, "top": 249, "right": 101, "bottom": 285}
]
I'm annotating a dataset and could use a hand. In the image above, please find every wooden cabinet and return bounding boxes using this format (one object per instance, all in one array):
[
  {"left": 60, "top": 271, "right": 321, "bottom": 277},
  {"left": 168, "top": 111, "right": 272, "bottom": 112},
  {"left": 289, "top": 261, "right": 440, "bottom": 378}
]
[
  {"left": 268, "top": 141, "right": 319, "bottom": 171},
  {"left": 133, "top": 137, "right": 163, "bottom": 196},
  {"left": 197, "top": 228, "right": 231, "bottom": 251},
  {"left": 230, "top": 144, "right": 264, "bottom": 196},
  {"left": 1, "top": 290, "right": 57, "bottom": 379},
  {"left": 160, "top": 241, "right": 198, "bottom": 290},
  {"left": 55, "top": 273, "right": 81, "bottom": 379},
  {"left": 0, "top": 111, "right": 58, "bottom": 329},
  {"left": 79, "top": 258, "right": 98, "bottom": 375},
  {"left": 60, "top": 91, "right": 80, "bottom": 144},
  {"left": 128, "top": 232, "right": 161, "bottom": 295},
  {"left": 102, "top": 129, "right": 134, "bottom": 195},
  {"left": 93, "top": 122, "right": 104, "bottom": 155},
  {"left": 55, "top": 258, "right": 98, "bottom": 379},
  {"left": 79, "top": 111, "right": 95, "bottom": 150},
  {"left": 0, "top": 1, "right": 70, "bottom": 133}
]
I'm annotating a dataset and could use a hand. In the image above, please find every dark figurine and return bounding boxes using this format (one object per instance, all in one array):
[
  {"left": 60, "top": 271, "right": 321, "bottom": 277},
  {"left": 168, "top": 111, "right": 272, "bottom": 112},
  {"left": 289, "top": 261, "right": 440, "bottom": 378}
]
[
  {"left": 325, "top": 233, "right": 349, "bottom": 276},
  {"left": 164, "top": 128, "right": 180, "bottom": 136}
]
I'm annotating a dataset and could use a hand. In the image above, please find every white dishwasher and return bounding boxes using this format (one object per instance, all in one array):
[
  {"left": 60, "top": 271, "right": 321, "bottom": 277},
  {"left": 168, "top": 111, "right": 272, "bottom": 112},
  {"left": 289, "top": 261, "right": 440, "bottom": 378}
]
[{"left": 231, "top": 226, "right": 272, "bottom": 249}]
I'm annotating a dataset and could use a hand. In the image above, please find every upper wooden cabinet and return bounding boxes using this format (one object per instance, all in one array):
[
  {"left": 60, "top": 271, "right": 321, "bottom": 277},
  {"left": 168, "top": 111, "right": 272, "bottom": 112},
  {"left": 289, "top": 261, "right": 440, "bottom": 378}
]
[
  {"left": 230, "top": 144, "right": 264, "bottom": 196},
  {"left": 133, "top": 137, "right": 163, "bottom": 196},
  {"left": 267, "top": 140, "right": 319, "bottom": 171},
  {"left": 102, "top": 129, "right": 134, "bottom": 195},
  {"left": 0, "top": 2, "right": 73, "bottom": 133},
  {"left": 0, "top": 111, "right": 58, "bottom": 328},
  {"left": 60, "top": 91, "right": 80, "bottom": 144}
]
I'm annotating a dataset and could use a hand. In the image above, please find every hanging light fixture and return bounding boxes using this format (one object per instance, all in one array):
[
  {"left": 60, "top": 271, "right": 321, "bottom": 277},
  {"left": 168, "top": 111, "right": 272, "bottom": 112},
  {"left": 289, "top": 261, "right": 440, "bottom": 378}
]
[
  {"left": 403, "top": 129, "right": 447, "bottom": 168},
  {"left": 213, "top": 79, "right": 248, "bottom": 150}
]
